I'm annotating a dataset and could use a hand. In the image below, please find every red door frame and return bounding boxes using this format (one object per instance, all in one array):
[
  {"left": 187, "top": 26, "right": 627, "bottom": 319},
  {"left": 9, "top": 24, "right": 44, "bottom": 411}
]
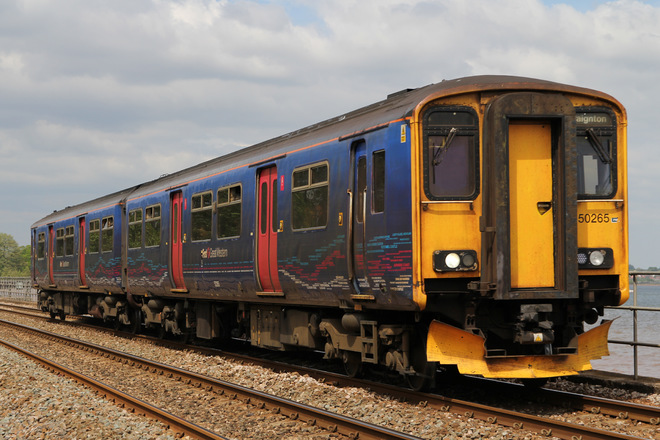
[
  {"left": 257, "top": 166, "right": 281, "bottom": 292},
  {"left": 31, "top": 230, "right": 37, "bottom": 283},
  {"left": 78, "top": 217, "right": 87, "bottom": 287},
  {"left": 48, "top": 225, "right": 55, "bottom": 285},
  {"left": 170, "top": 191, "right": 186, "bottom": 291}
]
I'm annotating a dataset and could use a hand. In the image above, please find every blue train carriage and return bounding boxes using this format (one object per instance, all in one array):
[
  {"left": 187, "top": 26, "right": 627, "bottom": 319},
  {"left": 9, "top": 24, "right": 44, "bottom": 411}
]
[
  {"left": 31, "top": 189, "right": 130, "bottom": 319},
  {"left": 31, "top": 75, "right": 628, "bottom": 388}
]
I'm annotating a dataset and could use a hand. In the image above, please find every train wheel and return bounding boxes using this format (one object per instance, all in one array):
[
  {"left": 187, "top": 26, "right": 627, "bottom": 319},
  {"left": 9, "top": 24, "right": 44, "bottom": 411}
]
[
  {"left": 157, "top": 322, "right": 167, "bottom": 339},
  {"left": 127, "top": 309, "right": 142, "bottom": 334},
  {"left": 49, "top": 311, "right": 57, "bottom": 320},
  {"left": 58, "top": 311, "right": 66, "bottom": 321},
  {"left": 342, "top": 351, "right": 363, "bottom": 378},
  {"left": 405, "top": 328, "right": 436, "bottom": 391},
  {"left": 115, "top": 309, "right": 141, "bottom": 333},
  {"left": 174, "top": 326, "right": 192, "bottom": 344}
]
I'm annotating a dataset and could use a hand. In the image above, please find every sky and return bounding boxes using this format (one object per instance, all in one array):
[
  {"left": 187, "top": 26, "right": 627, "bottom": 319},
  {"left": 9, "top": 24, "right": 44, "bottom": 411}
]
[{"left": 1, "top": 0, "right": 659, "bottom": 268}]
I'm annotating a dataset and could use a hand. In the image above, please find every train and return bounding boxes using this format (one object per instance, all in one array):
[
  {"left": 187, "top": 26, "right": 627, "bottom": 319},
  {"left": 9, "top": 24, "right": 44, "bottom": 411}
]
[{"left": 31, "top": 75, "right": 628, "bottom": 389}]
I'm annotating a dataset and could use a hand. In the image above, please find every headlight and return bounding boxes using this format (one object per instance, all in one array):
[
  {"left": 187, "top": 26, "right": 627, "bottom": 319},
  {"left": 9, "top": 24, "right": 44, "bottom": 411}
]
[
  {"left": 578, "top": 248, "right": 613, "bottom": 269},
  {"left": 433, "top": 250, "right": 478, "bottom": 272},
  {"left": 589, "top": 250, "right": 605, "bottom": 266},
  {"left": 445, "top": 253, "right": 460, "bottom": 269}
]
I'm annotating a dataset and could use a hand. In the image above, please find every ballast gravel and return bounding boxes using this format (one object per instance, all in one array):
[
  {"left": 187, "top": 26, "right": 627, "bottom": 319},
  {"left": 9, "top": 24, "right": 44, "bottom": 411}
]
[
  {"left": 1, "top": 304, "right": 659, "bottom": 440},
  {"left": 0, "top": 346, "right": 181, "bottom": 440}
]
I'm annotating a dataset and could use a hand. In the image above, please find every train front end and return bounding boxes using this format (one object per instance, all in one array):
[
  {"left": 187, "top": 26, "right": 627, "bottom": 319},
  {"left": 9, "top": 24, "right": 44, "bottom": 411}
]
[{"left": 413, "top": 78, "right": 628, "bottom": 379}]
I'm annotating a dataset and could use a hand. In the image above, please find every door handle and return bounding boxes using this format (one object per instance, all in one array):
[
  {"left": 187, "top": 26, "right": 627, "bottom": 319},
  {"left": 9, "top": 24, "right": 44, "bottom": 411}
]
[{"left": 537, "top": 201, "right": 552, "bottom": 215}]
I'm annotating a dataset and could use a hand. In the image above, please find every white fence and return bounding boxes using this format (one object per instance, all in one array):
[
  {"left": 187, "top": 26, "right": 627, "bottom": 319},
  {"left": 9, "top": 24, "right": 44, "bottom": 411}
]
[{"left": 0, "top": 277, "right": 38, "bottom": 303}]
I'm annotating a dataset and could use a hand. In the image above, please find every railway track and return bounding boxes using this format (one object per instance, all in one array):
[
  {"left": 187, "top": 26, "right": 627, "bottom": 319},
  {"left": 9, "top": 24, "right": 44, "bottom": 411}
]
[
  {"left": 1, "top": 304, "right": 658, "bottom": 439},
  {"left": 0, "top": 337, "right": 227, "bottom": 440},
  {"left": 0, "top": 318, "right": 423, "bottom": 440}
]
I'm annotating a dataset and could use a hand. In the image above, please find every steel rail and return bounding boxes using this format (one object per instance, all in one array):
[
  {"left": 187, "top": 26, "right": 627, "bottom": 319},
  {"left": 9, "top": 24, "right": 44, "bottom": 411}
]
[
  {"left": 0, "top": 319, "right": 422, "bottom": 440},
  {"left": 0, "top": 338, "right": 228, "bottom": 440},
  {"left": 313, "top": 378, "right": 652, "bottom": 440},
  {"left": 541, "top": 387, "right": 660, "bottom": 425},
  {"left": 461, "top": 377, "right": 660, "bottom": 426}
]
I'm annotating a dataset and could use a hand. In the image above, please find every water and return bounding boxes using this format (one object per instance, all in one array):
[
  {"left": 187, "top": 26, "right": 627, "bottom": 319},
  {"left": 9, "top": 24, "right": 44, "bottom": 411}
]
[{"left": 588, "top": 284, "right": 660, "bottom": 379}]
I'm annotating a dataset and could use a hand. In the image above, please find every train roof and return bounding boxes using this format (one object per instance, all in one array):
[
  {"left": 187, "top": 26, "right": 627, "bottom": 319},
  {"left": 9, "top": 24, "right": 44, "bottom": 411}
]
[{"left": 31, "top": 75, "right": 621, "bottom": 229}]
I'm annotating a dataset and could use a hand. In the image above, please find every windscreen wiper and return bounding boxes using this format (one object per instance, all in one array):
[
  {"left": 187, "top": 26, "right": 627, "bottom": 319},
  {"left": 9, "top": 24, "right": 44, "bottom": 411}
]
[
  {"left": 586, "top": 128, "right": 612, "bottom": 164},
  {"left": 432, "top": 127, "right": 457, "bottom": 184}
]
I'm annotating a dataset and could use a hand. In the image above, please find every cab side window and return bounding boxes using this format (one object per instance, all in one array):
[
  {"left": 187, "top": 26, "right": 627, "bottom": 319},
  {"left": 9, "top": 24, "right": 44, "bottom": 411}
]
[{"left": 423, "top": 107, "right": 479, "bottom": 200}]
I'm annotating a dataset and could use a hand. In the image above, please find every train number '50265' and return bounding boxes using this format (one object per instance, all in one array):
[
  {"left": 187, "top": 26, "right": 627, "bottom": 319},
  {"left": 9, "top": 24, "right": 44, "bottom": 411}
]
[{"left": 578, "top": 213, "right": 611, "bottom": 223}]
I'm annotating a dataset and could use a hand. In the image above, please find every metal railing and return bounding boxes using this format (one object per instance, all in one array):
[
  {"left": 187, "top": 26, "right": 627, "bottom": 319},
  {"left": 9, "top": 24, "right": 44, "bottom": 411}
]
[
  {"left": 0, "top": 277, "right": 38, "bottom": 303},
  {"left": 607, "top": 271, "right": 660, "bottom": 379}
]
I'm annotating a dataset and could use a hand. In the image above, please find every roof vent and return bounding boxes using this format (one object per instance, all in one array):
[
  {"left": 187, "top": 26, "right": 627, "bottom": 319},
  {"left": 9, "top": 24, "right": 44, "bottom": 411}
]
[{"left": 387, "top": 88, "right": 416, "bottom": 99}]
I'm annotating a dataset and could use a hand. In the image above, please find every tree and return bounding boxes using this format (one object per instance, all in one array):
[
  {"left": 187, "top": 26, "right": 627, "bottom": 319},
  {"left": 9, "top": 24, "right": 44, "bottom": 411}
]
[{"left": 0, "top": 233, "right": 30, "bottom": 277}]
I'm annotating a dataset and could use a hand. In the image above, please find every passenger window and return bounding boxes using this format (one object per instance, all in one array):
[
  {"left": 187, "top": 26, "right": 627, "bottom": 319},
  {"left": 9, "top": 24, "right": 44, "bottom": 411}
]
[
  {"left": 37, "top": 232, "right": 45, "bottom": 259},
  {"left": 575, "top": 110, "right": 617, "bottom": 198},
  {"left": 357, "top": 157, "right": 366, "bottom": 223},
  {"left": 101, "top": 216, "right": 114, "bottom": 253},
  {"left": 292, "top": 163, "right": 328, "bottom": 230},
  {"left": 373, "top": 150, "right": 385, "bottom": 213},
  {"left": 56, "top": 228, "right": 65, "bottom": 257},
  {"left": 128, "top": 209, "right": 142, "bottom": 249},
  {"left": 423, "top": 107, "right": 478, "bottom": 199},
  {"left": 272, "top": 177, "right": 278, "bottom": 233},
  {"left": 89, "top": 220, "right": 100, "bottom": 254},
  {"left": 145, "top": 205, "right": 161, "bottom": 247},
  {"left": 218, "top": 185, "right": 241, "bottom": 239},
  {"left": 260, "top": 183, "right": 268, "bottom": 235},
  {"left": 191, "top": 191, "right": 213, "bottom": 241},
  {"left": 65, "top": 226, "right": 74, "bottom": 256}
]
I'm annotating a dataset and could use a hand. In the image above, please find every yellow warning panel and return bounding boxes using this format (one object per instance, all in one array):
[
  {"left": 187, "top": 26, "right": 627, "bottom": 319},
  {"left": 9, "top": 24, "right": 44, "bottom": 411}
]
[{"left": 426, "top": 319, "right": 612, "bottom": 378}]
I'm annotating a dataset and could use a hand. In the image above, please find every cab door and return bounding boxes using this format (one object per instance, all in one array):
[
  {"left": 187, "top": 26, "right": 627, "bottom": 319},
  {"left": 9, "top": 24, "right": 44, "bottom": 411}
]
[
  {"left": 481, "top": 92, "right": 578, "bottom": 299},
  {"left": 256, "top": 166, "right": 282, "bottom": 293},
  {"left": 348, "top": 140, "right": 372, "bottom": 297},
  {"left": 508, "top": 122, "right": 555, "bottom": 288}
]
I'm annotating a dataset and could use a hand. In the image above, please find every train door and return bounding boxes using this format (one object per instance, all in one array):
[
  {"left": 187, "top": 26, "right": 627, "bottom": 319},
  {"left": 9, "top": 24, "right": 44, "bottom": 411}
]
[
  {"left": 256, "top": 166, "right": 282, "bottom": 293},
  {"left": 481, "top": 92, "right": 577, "bottom": 299},
  {"left": 48, "top": 224, "right": 55, "bottom": 286},
  {"left": 31, "top": 229, "right": 37, "bottom": 283},
  {"left": 170, "top": 191, "right": 187, "bottom": 292},
  {"left": 78, "top": 216, "right": 88, "bottom": 288},
  {"left": 509, "top": 122, "right": 555, "bottom": 288},
  {"left": 348, "top": 140, "right": 372, "bottom": 297}
]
